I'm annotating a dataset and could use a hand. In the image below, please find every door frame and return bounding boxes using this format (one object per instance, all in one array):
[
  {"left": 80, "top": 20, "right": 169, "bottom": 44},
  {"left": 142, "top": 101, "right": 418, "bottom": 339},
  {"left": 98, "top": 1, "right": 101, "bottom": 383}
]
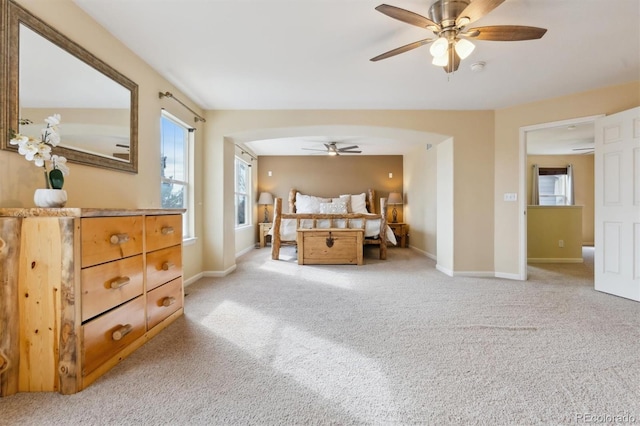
[{"left": 518, "top": 114, "right": 604, "bottom": 279}]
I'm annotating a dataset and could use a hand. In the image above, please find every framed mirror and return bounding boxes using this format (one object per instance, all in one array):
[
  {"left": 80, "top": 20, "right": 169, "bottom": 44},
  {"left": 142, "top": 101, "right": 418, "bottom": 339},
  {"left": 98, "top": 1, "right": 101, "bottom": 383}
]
[{"left": 1, "top": 0, "right": 139, "bottom": 173}]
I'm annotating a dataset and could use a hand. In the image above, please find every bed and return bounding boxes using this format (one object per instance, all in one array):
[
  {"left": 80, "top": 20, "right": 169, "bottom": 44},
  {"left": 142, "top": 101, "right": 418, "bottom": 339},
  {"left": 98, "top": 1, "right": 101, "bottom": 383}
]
[{"left": 270, "top": 188, "right": 396, "bottom": 263}]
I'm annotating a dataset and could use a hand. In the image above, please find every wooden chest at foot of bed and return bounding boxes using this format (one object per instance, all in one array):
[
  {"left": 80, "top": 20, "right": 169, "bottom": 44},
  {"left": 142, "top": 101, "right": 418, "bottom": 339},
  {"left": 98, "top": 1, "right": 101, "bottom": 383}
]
[{"left": 297, "top": 228, "right": 364, "bottom": 265}]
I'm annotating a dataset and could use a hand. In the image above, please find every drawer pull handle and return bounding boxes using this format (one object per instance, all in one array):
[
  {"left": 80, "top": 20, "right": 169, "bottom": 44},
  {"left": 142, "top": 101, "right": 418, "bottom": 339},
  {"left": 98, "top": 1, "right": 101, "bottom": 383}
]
[
  {"left": 110, "top": 233, "right": 130, "bottom": 245},
  {"left": 112, "top": 324, "right": 133, "bottom": 341},
  {"left": 162, "top": 296, "right": 176, "bottom": 307},
  {"left": 161, "top": 226, "right": 174, "bottom": 235},
  {"left": 162, "top": 261, "right": 175, "bottom": 271},
  {"left": 109, "top": 276, "right": 131, "bottom": 289}
]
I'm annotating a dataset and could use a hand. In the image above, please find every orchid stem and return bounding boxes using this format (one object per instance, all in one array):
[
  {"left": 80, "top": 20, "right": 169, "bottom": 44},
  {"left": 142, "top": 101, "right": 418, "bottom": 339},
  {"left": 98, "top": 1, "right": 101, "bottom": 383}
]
[{"left": 43, "top": 167, "right": 50, "bottom": 189}]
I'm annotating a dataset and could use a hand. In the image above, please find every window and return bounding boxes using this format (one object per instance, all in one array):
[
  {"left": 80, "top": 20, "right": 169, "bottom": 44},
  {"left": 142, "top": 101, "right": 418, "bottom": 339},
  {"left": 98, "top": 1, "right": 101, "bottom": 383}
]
[
  {"left": 537, "top": 167, "right": 570, "bottom": 206},
  {"left": 235, "top": 157, "right": 251, "bottom": 227},
  {"left": 161, "top": 111, "right": 193, "bottom": 238}
]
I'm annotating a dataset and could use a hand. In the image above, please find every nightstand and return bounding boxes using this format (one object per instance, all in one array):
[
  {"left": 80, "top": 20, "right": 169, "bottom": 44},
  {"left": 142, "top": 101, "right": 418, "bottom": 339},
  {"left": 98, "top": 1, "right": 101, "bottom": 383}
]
[
  {"left": 259, "top": 222, "right": 272, "bottom": 248},
  {"left": 388, "top": 222, "right": 408, "bottom": 248}
]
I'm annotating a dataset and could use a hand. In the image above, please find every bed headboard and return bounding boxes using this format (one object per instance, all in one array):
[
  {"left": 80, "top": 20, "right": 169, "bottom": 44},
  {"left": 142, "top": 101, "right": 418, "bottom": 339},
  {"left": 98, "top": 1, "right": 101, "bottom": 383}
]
[{"left": 288, "top": 188, "right": 377, "bottom": 214}]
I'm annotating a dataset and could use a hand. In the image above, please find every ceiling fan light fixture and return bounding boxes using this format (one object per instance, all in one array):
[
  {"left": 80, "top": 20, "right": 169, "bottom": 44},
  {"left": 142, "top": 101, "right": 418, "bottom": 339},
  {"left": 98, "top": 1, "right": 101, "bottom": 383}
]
[
  {"left": 429, "top": 37, "right": 449, "bottom": 57},
  {"left": 454, "top": 38, "right": 475, "bottom": 59},
  {"left": 457, "top": 16, "right": 470, "bottom": 27},
  {"left": 432, "top": 51, "right": 449, "bottom": 66}
]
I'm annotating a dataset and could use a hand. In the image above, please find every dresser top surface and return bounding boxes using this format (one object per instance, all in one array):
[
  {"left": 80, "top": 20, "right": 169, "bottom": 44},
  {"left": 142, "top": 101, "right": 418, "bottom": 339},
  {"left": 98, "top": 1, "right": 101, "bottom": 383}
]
[{"left": 0, "top": 208, "right": 186, "bottom": 218}]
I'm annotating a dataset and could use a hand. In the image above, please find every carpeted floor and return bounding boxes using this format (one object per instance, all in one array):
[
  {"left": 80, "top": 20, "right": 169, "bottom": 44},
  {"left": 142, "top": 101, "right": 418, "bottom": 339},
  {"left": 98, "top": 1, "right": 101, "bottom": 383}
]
[{"left": 1, "top": 246, "right": 639, "bottom": 425}]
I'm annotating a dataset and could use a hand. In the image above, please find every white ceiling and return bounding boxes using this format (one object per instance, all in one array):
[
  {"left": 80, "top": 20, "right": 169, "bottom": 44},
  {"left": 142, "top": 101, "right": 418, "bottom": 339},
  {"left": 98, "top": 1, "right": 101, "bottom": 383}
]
[{"left": 72, "top": 0, "right": 640, "bottom": 155}]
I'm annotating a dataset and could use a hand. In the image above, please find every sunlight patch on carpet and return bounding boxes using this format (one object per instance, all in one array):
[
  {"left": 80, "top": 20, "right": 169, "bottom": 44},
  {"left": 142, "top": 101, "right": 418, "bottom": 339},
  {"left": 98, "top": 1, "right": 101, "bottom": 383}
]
[
  {"left": 258, "top": 259, "right": 357, "bottom": 289},
  {"left": 201, "top": 299, "right": 398, "bottom": 421}
]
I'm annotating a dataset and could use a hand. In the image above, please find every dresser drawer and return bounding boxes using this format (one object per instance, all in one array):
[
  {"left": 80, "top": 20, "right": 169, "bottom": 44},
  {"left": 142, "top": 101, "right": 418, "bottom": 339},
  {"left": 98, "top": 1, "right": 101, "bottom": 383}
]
[
  {"left": 82, "top": 295, "right": 146, "bottom": 376},
  {"left": 146, "top": 245, "right": 182, "bottom": 291},
  {"left": 147, "top": 278, "right": 183, "bottom": 330},
  {"left": 146, "top": 215, "right": 182, "bottom": 252},
  {"left": 81, "top": 255, "right": 144, "bottom": 322},
  {"left": 81, "top": 216, "right": 143, "bottom": 268}
]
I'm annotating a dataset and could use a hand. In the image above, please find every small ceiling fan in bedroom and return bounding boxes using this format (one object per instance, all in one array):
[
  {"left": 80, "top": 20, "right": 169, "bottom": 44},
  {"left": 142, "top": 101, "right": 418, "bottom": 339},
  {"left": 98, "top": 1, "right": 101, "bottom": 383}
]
[
  {"left": 572, "top": 147, "right": 594, "bottom": 154},
  {"left": 302, "top": 142, "right": 362, "bottom": 156},
  {"left": 370, "top": 0, "right": 547, "bottom": 73}
]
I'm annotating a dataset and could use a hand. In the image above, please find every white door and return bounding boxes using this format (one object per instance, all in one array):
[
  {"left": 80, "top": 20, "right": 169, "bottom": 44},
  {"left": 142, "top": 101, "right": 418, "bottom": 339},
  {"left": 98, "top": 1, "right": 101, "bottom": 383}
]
[{"left": 594, "top": 106, "right": 640, "bottom": 301}]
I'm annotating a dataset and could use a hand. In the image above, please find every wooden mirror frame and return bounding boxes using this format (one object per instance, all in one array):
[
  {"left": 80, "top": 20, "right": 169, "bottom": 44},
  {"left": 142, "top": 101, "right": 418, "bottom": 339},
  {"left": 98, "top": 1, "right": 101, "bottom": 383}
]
[{"left": 0, "top": 0, "right": 139, "bottom": 173}]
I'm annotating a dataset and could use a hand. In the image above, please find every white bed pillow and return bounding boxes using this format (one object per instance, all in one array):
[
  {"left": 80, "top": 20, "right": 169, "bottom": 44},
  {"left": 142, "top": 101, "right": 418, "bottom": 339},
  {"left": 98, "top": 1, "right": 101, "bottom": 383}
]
[
  {"left": 349, "top": 193, "right": 368, "bottom": 214},
  {"left": 319, "top": 202, "right": 348, "bottom": 214},
  {"left": 296, "top": 192, "right": 330, "bottom": 213}
]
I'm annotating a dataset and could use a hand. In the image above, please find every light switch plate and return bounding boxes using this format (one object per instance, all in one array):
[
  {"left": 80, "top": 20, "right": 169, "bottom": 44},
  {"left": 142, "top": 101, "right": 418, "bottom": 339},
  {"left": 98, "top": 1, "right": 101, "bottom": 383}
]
[{"left": 504, "top": 193, "right": 517, "bottom": 201}]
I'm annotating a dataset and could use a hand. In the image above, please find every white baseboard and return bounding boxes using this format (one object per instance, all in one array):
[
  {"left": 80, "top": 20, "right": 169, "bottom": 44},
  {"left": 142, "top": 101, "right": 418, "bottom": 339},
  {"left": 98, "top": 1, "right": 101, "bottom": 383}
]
[
  {"left": 453, "top": 270, "right": 496, "bottom": 278},
  {"left": 528, "top": 258, "right": 583, "bottom": 264},
  {"left": 184, "top": 272, "right": 204, "bottom": 287},
  {"left": 436, "top": 264, "right": 453, "bottom": 276},
  {"left": 236, "top": 246, "right": 254, "bottom": 258},
  {"left": 494, "top": 271, "right": 524, "bottom": 280},
  {"left": 409, "top": 245, "right": 436, "bottom": 261},
  {"left": 203, "top": 264, "right": 237, "bottom": 278}
]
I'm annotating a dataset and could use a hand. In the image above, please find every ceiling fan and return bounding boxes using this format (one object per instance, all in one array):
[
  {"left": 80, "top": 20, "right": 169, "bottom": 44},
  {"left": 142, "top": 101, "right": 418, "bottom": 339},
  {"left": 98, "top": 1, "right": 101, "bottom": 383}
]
[
  {"left": 572, "top": 147, "right": 594, "bottom": 154},
  {"left": 302, "top": 142, "right": 362, "bottom": 156},
  {"left": 370, "top": 0, "right": 547, "bottom": 73}
]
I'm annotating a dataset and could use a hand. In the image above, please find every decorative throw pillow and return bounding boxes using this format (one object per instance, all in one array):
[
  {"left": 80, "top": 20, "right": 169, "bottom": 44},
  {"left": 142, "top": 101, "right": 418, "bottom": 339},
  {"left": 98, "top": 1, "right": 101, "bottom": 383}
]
[
  {"left": 338, "top": 194, "right": 353, "bottom": 212},
  {"left": 319, "top": 202, "right": 348, "bottom": 214},
  {"left": 296, "top": 192, "right": 330, "bottom": 213},
  {"left": 350, "top": 193, "right": 368, "bottom": 214}
]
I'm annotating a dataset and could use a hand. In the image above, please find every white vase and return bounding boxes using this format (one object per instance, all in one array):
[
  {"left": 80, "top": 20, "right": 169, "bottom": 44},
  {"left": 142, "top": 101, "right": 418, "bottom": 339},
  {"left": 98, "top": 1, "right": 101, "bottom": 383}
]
[{"left": 34, "top": 188, "right": 67, "bottom": 208}]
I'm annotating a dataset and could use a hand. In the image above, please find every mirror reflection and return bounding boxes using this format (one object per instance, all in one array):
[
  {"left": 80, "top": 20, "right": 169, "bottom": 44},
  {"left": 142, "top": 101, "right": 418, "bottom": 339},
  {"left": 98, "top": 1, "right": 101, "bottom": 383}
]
[
  {"left": 2, "top": 0, "right": 139, "bottom": 173},
  {"left": 19, "top": 24, "right": 131, "bottom": 162}
]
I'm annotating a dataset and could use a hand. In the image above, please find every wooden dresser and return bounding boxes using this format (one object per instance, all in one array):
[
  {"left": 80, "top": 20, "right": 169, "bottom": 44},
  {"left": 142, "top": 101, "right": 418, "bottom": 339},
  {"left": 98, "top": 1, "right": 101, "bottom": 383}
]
[{"left": 0, "top": 208, "right": 185, "bottom": 396}]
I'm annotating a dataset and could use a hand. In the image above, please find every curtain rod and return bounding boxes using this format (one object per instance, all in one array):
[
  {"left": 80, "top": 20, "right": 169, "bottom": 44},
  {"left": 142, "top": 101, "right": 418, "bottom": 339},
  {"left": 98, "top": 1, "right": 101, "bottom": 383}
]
[
  {"left": 235, "top": 144, "right": 257, "bottom": 161},
  {"left": 159, "top": 91, "right": 206, "bottom": 123}
]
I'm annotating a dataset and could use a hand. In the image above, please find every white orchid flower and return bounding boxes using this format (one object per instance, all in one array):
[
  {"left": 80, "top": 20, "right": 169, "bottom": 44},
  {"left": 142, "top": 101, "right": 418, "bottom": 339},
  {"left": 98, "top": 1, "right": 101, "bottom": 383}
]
[
  {"left": 42, "top": 128, "right": 60, "bottom": 146},
  {"left": 9, "top": 134, "right": 28, "bottom": 146},
  {"left": 44, "top": 114, "right": 61, "bottom": 128},
  {"left": 13, "top": 114, "right": 71, "bottom": 185},
  {"left": 51, "top": 155, "right": 70, "bottom": 176}
]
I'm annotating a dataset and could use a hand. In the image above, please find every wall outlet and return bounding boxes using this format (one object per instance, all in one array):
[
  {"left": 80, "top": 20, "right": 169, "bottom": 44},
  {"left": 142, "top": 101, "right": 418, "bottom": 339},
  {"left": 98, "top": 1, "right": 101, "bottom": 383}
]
[{"left": 558, "top": 240, "right": 564, "bottom": 248}]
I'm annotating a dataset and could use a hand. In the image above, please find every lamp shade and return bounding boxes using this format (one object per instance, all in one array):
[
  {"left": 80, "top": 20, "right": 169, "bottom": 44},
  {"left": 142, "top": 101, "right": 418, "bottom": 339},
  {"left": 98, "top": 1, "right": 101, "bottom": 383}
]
[
  {"left": 257, "top": 192, "right": 274, "bottom": 205},
  {"left": 429, "top": 37, "right": 448, "bottom": 57},
  {"left": 388, "top": 192, "right": 403, "bottom": 205},
  {"left": 454, "top": 38, "right": 475, "bottom": 60}
]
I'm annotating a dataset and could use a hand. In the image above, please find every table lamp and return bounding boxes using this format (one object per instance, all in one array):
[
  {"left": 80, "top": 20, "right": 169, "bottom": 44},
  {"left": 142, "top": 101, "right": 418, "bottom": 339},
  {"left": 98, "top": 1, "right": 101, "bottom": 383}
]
[
  {"left": 388, "top": 192, "right": 403, "bottom": 223},
  {"left": 257, "top": 192, "right": 274, "bottom": 223}
]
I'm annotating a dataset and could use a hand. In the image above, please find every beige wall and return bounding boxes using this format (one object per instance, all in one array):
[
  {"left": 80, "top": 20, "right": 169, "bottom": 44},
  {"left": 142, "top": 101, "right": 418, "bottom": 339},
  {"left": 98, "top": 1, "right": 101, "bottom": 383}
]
[
  {"left": 0, "top": 0, "right": 205, "bottom": 283},
  {"left": 257, "top": 155, "right": 403, "bottom": 214},
  {"left": 527, "top": 154, "right": 594, "bottom": 245},
  {"left": 404, "top": 143, "right": 437, "bottom": 258},
  {"left": 527, "top": 206, "right": 583, "bottom": 261},
  {"left": 494, "top": 81, "right": 640, "bottom": 277},
  {"left": 205, "top": 110, "right": 495, "bottom": 274}
]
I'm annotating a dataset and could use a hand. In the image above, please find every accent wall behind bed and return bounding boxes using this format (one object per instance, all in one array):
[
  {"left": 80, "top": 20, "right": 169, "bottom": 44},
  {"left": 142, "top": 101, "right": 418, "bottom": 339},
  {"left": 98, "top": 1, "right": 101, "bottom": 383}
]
[{"left": 257, "top": 155, "right": 403, "bottom": 220}]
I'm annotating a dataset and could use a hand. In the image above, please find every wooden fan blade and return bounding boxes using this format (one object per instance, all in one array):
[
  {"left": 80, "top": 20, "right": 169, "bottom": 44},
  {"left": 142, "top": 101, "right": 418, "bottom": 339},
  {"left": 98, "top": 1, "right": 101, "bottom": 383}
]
[
  {"left": 466, "top": 25, "right": 547, "bottom": 41},
  {"left": 338, "top": 145, "right": 359, "bottom": 151},
  {"left": 375, "top": 4, "right": 439, "bottom": 29},
  {"left": 443, "top": 48, "right": 460, "bottom": 74},
  {"left": 370, "top": 38, "right": 433, "bottom": 61},
  {"left": 342, "top": 151, "right": 362, "bottom": 154},
  {"left": 301, "top": 148, "right": 327, "bottom": 151},
  {"left": 456, "top": 0, "right": 506, "bottom": 26}
]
